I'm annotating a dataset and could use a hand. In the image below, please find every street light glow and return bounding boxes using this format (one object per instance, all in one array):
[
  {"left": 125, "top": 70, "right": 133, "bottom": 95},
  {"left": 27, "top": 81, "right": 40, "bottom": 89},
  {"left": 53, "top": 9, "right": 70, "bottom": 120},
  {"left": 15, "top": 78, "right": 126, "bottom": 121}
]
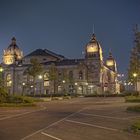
[
  {"left": 133, "top": 73, "right": 138, "bottom": 77},
  {"left": 22, "top": 82, "right": 25, "bottom": 86},
  {"left": 75, "top": 82, "right": 77, "bottom": 85},
  {"left": 85, "top": 82, "right": 88, "bottom": 85},
  {"left": 0, "top": 67, "right": 4, "bottom": 72},
  {"left": 38, "top": 75, "right": 43, "bottom": 79},
  {"left": 62, "top": 80, "right": 65, "bottom": 83}
]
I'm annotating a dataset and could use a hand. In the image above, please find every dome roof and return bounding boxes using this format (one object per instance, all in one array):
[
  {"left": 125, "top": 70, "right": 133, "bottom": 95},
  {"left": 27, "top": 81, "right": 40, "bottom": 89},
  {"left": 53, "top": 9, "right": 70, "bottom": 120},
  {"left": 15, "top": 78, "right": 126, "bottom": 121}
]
[
  {"left": 106, "top": 52, "right": 116, "bottom": 67},
  {"left": 3, "top": 37, "right": 23, "bottom": 62},
  {"left": 86, "top": 34, "right": 101, "bottom": 53},
  {"left": 7, "top": 37, "right": 20, "bottom": 51}
]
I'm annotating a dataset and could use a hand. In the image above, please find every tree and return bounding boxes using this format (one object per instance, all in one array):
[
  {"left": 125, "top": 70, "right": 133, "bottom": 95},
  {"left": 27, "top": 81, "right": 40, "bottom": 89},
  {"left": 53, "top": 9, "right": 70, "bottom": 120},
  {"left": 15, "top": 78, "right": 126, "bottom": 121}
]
[
  {"left": 48, "top": 63, "right": 58, "bottom": 94},
  {"left": 24, "top": 58, "right": 43, "bottom": 96},
  {"left": 0, "top": 66, "right": 8, "bottom": 102},
  {"left": 128, "top": 25, "right": 140, "bottom": 83}
]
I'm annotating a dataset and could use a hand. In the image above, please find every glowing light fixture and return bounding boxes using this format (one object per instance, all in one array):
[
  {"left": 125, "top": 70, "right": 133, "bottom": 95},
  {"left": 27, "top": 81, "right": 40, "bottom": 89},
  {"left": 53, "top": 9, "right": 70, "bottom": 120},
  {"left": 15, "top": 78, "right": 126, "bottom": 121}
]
[
  {"left": 87, "top": 46, "right": 98, "bottom": 53},
  {"left": 133, "top": 73, "right": 137, "bottom": 77},
  {"left": 106, "top": 60, "right": 114, "bottom": 66}
]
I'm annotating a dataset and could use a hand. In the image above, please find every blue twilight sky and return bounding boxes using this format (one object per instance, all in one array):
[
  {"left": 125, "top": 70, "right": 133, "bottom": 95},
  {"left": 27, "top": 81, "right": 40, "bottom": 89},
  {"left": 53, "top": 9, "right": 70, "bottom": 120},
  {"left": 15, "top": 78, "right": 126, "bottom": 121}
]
[{"left": 0, "top": 0, "right": 140, "bottom": 75}]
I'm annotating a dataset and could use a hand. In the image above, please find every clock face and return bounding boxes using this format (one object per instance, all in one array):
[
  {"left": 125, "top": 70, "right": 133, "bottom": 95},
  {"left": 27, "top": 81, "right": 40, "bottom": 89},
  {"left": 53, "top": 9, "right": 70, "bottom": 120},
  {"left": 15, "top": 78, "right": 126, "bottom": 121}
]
[
  {"left": 106, "top": 60, "right": 114, "bottom": 66},
  {"left": 87, "top": 46, "right": 98, "bottom": 53}
]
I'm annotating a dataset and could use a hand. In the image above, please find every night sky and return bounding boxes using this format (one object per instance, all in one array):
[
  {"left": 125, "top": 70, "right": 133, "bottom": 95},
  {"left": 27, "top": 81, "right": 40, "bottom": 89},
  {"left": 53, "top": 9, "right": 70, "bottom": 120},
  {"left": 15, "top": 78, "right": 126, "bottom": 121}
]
[{"left": 0, "top": 0, "right": 140, "bottom": 75}]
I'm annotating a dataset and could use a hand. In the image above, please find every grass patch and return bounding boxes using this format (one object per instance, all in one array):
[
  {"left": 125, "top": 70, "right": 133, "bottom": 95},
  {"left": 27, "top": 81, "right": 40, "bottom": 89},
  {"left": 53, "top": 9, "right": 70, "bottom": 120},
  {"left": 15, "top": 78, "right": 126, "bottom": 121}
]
[
  {"left": 30, "top": 97, "right": 44, "bottom": 102},
  {"left": 0, "top": 95, "right": 38, "bottom": 107},
  {"left": 127, "top": 105, "right": 140, "bottom": 112},
  {"left": 130, "top": 120, "right": 140, "bottom": 134},
  {"left": 125, "top": 96, "right": 140, "bottom": 103}
]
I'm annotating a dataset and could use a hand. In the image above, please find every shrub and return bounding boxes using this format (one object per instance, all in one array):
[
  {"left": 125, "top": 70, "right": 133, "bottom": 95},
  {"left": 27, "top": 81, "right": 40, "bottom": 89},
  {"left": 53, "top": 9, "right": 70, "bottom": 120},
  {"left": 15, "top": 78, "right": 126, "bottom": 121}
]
[
  {"left": 5, "top": 95, "right": 34, "bottom": 104},
  {"left": 27, "top": 93, "right": 76, "bottom": 97},
  {"left": 122, "top": 91, "right": 139, "bottom": 96},
  {"left": 131, "top": 120, "right": 140, "bottom": 133},
  {"left": 0, "top": 87, "right": 8, "bottom": 103},
  {"left": 125, "top": 96, "right": 140, "bottom": 103},
  {"left": 127, "top": 105, "right": 140, "bottom": 112}
]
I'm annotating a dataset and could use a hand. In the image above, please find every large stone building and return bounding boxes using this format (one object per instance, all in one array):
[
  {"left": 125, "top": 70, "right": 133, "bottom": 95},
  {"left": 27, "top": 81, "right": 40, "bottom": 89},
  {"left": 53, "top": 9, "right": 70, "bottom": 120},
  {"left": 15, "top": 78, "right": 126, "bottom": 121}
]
[{"left": 1, "top": 34, "right": 119, "bottom": 95}]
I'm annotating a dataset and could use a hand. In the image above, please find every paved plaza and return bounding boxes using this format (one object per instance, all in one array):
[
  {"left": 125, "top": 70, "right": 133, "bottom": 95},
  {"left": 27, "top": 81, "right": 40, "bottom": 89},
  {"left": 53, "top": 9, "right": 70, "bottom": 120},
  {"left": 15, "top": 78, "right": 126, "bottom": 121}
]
[{"left": 0, "top": 97, "right": 140, "bottom": 140}]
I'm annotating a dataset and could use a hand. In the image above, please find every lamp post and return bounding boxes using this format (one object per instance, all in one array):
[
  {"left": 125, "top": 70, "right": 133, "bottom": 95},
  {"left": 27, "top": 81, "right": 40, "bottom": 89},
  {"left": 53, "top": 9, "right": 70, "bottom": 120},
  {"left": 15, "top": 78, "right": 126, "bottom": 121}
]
[
  {"left": 62, "top": 80, "right": 66, "bottom": 95},
  {"left": 22, "top": 82, "right": 25, "bottom": 96},
  {"left": 75, "top": 82, "right": 78, "bottom": 94},
  {"left": 0, "top": 67, "right": 4, "bottom": 72},
  {"left": 85, "top": 82, "right": 88, "bottom": 94},
  {"left": 133, "top": 73, "right": 138, "bottom": 92},
  {"left": 0, "top": 66, "right": 4, "bottom": 87},
  {"left": 38, "top": 75, "right": 43, "bottom": 97}
]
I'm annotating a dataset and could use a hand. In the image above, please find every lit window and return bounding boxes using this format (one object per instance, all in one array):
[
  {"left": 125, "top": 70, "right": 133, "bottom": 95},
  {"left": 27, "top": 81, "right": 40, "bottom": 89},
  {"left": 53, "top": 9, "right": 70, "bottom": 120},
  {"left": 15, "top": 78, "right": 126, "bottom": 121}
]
[
  {"left": 44, "top": 72, "right": 49, "bottom": 80},
  {"left": 6, "top": 74, "right": 12, "bottom": 87},
  {"left": 87, "top": 46, "right": 98, "bottom": 53},
  {"left": 106, "top": 60, "right": 114, "bottom": 66},
  {"left": 44, "top": 81, "right": 49, "bottom": 86},
  {"left": 79, "top": 71, "right": 83, "bottom": 80}
]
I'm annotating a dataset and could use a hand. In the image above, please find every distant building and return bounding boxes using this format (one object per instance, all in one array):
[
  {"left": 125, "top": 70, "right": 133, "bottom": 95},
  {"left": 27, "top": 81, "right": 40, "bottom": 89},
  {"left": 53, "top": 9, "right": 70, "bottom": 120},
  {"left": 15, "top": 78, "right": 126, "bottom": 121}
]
[{"left": 2, "top": 34, "right": 119, "bottom": 95}]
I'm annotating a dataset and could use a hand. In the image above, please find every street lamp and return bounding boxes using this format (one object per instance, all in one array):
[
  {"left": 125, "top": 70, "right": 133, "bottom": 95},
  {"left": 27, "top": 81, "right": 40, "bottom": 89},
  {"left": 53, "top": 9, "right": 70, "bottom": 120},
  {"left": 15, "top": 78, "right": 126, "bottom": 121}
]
[
  {"left": 22, "top": 82, "right": 26, "bottom": 96},
  {"left": 85, "top": 82, "right": 88, "bottom": 94},
  {"left": 0, "top": 67, "right": 4, "bottom": 72},
  {"left": 38, "top": 75, "right": 43, "bottom": 79},
  {"left": 74, "top": 82, "right": 78, "bottom": 94},
  {"left": 62, "top": 80, "right": 66, "bottom": 95},
  {"left": 133, "top": 73, "right": 138, "bottom": 78},
  {"left": 22, "top": 82, "right": 25, "bottom": 86},
  {"left": 0, "top": 67, "right": 4, "bottom": 87},
  {"left": 75, "top": 82, "right": 77, "bottom": 86},
  {"left": 133, "top": 73, "right": 138, "bottom": 92},
  {"left": 38, "top": 75, "right": 43, "bottom": 97}
]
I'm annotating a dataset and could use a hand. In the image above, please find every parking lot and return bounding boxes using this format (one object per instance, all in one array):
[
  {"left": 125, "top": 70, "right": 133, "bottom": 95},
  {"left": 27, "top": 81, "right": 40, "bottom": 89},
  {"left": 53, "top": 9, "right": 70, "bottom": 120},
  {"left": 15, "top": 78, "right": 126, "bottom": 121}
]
[{"left": 0, "top": 97, "right": 140, "bottom": 140}]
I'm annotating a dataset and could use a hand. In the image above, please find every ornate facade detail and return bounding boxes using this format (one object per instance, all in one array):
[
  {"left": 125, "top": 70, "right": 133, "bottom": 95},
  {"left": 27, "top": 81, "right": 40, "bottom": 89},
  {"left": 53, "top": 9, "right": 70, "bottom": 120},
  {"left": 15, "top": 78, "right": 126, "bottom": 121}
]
[{"left": 3, "top": 37, "right": 23, "bottom": 65}]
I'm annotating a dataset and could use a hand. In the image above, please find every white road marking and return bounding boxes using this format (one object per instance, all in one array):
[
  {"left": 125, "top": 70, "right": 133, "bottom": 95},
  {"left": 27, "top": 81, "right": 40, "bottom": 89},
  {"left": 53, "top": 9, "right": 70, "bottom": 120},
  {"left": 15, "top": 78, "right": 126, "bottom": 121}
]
[
  {"left": 21, "top": 107, "right": 87, "bottom": 140},
  {"left": 106, "top": 110, "right": 123, "bottom": 115},
  {"left": 79, "top": 112, "right": 127, "bottom": 120},
  {"left": 0, "top": 107, "right": 46, "bottom": 121},
  {"left": 65, "top": 119, "right": 119, "bottom": 132},
  {"left": 41, "top": 132, "right": 62, "bottom": 140}
]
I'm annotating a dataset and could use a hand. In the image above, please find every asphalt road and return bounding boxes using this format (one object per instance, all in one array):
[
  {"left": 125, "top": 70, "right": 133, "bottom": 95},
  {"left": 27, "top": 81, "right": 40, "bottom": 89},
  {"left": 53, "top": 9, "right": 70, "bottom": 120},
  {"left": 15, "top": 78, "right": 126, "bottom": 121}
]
[{"left": 0, "top": 97, "right": 140, "bottom": 140}]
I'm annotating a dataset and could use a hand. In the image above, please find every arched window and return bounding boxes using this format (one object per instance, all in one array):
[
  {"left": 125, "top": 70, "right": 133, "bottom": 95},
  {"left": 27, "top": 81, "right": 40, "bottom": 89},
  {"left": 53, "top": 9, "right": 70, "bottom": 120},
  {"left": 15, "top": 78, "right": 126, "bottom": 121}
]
[
  {"left": 6, "top": 73, "right": 12, "bottom": 87},
  {"left": 44, "top": 72, "right": 49, "bottom": 87},
  {"left": 79, "top": 71, "right": 83, "bottom": 80},
  {"left": 44, "top": 72, "right": 49, "bottom": 81}
]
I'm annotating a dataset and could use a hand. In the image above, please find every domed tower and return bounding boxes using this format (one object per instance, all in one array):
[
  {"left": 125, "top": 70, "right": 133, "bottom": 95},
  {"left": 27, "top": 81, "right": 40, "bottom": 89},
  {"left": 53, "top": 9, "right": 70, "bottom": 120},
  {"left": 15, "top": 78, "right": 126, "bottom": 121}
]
[
  {"left": 85, "top": 34, "right": 103, "bottom": 61},
  {"left": 84, "top": 34, "right": 104, "bottom": 86},
  {"left": 106, "top": 51, "right": 117, "bottom": 72},
  {"left": 3, "top": 37, "right": 23, "bottom": 65}
]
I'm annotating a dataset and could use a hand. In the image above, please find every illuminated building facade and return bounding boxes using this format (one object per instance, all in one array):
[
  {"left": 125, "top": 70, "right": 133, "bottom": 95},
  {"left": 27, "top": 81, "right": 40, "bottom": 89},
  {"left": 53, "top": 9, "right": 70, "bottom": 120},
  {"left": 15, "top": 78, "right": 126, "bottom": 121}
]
[{"left": 2, "top": 34, "right": 119, "bottom": 95}]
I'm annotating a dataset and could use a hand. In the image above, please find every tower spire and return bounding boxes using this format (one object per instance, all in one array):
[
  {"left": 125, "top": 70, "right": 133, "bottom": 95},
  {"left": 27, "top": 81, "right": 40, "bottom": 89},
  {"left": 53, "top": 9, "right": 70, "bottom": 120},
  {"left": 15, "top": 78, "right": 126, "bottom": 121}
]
[
  {"left": 108, "top": 49, "right": 113, "bottom": 58},
  {"left": 92, "top": 24, "right": 95, "bottom": 34},
  {"left": 11, "top": 37, "right": 16, "bottom": 45}
]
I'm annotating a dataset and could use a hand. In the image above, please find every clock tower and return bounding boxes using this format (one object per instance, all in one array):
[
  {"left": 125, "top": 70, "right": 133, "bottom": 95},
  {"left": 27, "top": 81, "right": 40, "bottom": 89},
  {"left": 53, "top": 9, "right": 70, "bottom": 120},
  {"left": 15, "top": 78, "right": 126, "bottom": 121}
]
[{"left": 85, "top": 34, "right": 103, "bottom": 85}]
